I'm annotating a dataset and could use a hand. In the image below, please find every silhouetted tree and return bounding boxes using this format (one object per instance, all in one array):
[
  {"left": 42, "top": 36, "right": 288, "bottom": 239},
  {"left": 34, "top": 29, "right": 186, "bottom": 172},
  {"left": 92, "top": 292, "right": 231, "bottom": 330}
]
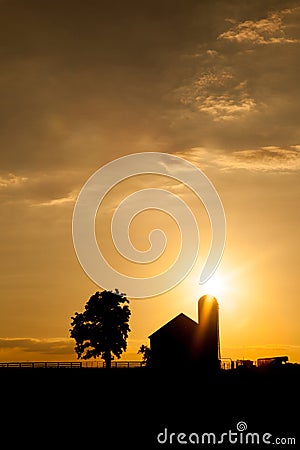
[
  {"left": 138, "top": 344, "right": 152, "bottom": 367},
  {"left": 69, "top": 289, "right": 131, "bottom": 368}
]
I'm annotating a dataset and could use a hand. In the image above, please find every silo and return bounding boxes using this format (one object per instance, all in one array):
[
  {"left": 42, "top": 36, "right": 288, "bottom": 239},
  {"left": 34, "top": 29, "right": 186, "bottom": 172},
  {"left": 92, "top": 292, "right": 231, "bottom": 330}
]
[{"left": 197, "top": 294, "right": 220, "bottom": 369}]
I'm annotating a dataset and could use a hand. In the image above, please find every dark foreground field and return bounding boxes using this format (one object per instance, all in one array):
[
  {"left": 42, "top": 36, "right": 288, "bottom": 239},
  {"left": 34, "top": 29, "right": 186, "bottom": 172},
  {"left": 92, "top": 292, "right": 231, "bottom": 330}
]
[{"left": 1, "top": 364, "right": 299, "bottom": 449}]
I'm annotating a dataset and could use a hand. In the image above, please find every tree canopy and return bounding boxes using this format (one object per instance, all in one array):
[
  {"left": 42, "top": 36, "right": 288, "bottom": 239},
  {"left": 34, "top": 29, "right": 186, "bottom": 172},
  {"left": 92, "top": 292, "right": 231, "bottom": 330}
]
[{"left": 69, "top": 289, "right": 131, "bottom": 368}]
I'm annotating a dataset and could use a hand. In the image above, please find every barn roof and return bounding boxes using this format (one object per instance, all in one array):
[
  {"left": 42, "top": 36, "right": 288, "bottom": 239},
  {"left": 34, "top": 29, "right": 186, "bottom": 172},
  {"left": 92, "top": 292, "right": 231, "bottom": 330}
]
[{"left": 148, "top": 312, "right": 198, "bottom": 339}]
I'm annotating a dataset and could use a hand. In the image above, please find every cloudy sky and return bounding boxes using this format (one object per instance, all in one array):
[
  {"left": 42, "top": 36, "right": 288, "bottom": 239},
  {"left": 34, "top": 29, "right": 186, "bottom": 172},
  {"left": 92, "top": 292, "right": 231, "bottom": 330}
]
[{"left": 0, "top": 0, "right": 300, "bottom": 363}]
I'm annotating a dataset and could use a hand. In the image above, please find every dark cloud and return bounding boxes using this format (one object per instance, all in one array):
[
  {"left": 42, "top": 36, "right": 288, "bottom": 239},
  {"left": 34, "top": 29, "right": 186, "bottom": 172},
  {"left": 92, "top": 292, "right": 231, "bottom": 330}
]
[
  {"left": 1, "top": 0, "right": 299, "bottom": 177},
  {"left": 0, "top": 337, "right": 73, "bottom": 355},
  {"left": 0, "top": 170, "right": 80, "bottom": 205},
  {"left": 0, "top": 0, "right": 216, "bottom": 172}
]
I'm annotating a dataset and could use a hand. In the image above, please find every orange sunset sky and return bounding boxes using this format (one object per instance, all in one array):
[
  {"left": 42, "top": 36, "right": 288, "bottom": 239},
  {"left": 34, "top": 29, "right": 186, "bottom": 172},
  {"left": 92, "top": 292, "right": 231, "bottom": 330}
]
[{"left": 0, "top": 0, "right": 299, "bottom": 364}]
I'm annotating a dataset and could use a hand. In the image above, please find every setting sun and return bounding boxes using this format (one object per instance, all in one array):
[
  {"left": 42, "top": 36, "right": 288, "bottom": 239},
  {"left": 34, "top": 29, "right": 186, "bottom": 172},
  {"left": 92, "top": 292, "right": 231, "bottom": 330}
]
[
  {"left": 184, "top": 261, "right": 241, "bottom": 314},
  {"left": 201, "top": 274, "right": 225, "bottom": 301}
]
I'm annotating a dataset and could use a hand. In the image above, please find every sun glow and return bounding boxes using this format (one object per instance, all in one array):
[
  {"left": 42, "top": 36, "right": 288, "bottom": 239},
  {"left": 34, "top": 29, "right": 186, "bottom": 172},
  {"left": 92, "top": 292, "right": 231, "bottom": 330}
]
[
  {"left": 185, "top": 264, "right": 242, "bottom": 314},
  {"left": 202, "top": 275, "right": 225, "bottom": 300}
]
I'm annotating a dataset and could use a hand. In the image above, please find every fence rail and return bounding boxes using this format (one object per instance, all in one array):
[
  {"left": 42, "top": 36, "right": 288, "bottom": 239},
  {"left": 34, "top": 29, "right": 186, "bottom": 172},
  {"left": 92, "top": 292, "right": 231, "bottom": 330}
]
[
  {"left": 0, "top": 361, "right": 83, "bottom": 369},
  {"left": 0, "top": 361, "right": 145, "bottom": 369},
  {"left": 2, "top": 358, "right": 279, "bottom": 370}
]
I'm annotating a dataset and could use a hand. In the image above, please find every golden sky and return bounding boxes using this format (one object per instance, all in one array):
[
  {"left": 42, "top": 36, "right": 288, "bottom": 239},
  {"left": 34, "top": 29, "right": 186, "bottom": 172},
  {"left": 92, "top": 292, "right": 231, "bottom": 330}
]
[{"left": 0, "top": 0, "right": 299, "bottom": 363}]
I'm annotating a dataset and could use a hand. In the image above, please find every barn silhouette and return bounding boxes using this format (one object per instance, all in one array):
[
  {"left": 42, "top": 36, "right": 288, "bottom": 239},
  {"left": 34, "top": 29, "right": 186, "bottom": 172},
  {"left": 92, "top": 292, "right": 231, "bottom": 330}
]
[{"left": 148, "top": 295, "right": 220, "bottom": 370}]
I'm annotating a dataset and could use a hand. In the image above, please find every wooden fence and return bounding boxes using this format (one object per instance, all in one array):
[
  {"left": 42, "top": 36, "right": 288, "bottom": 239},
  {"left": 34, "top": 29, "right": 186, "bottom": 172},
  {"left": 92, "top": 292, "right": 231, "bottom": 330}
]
[
  {"left": 0, "top": 361, "right": 144, "bottom": 369},
  {"left": 0, "top": 359, "right": 254, "bottom": 370},
  {"left": 0, "top": 361, "right": 82, "bottom": 369}
]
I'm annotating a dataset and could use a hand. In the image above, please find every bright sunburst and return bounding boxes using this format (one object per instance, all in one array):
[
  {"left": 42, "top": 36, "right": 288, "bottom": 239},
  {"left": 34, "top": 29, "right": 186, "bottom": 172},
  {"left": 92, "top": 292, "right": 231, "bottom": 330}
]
[
  {"left": 185, "top": 265, "right": 241, "bottom": 313},
  {"left": 202, "top": 274, "right": 225, "bottom": 300}
]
